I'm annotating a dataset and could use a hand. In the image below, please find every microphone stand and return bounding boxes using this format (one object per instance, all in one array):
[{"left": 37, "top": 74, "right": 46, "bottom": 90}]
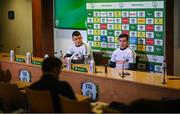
[
  {"left": 121, "top": 59, "right": 129, "bottom": 78},
  {"left": 14, "top": 46, "right": 20, "bottom": 53},
  {"left": 161, "top": 60, "right": 167, "bottom": 84},
  {"left": 84, "top": 54, "right": 88, "bottom": 70},
  {"left": 13, "top": 46, "right": 20, "bottom": 60},
  {"left": 121, "top": 60, "right": 125, "bottom": 78}
]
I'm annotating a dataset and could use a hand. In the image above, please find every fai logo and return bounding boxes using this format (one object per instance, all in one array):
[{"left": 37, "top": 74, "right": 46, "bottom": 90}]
[{"left": 19, "top": 69, "right": 31, "bottom": 82}]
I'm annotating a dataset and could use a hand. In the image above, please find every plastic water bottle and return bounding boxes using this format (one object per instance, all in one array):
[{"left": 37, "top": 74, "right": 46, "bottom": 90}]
[
  {"left": 10, "top": 50, "right": 15, "bottom": 62},
  {"left": 44, "top": 54, "right": 49, "bottom": 59},
  {"left": 89, "top": 60, "right": 95, "bottom": 73},
  {"left": 26, "top": 52, "right": 31, "bottom": 64},
  {"left": 66, "top": 57, "right": 71, "bottom": 70}
]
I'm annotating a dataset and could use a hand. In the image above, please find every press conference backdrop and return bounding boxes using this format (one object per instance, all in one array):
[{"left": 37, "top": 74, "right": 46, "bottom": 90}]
[
  {"left": 54, "top": 0, "right": 87, "bottom": 29},
  {"left": 86, "top": 0, "right": 166, "bottom": 72},
  {"left": 54, "top": 0, "right": 166, "bottom": 73}
]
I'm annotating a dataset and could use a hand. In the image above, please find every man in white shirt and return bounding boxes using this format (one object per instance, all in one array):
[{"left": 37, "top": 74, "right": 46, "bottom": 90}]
[
  {"left": 109, "top": 34, "right": 136, "bottom": 69},
  {"left": 64, "top": 31, "right": 93, "bottom": 64}
]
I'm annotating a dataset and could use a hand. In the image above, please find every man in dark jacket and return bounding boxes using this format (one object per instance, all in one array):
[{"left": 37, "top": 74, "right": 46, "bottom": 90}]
[{"left": 28, "top": 56, "right": 76, "bottom": 112}]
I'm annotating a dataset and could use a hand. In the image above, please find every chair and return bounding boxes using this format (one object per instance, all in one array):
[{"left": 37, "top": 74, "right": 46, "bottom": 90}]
[
  {"left": 135, "top": 55, "right": 140, "bottom": 70},
  {"left": 25, "top": 88, "right": 54, "bottom": 112},
  {"left": 59, "top": 95, "right": 92, "bottom": 113},
  {"left": 4, "top": 70, "right": 12, "bottom": 83},
  {"left": 0, "top": 70, "right": 5, "bottom": 82},
  {"left": 75, "top": 93, "right": 91, "bottom": 102},
  {"left": 93, "top": 51, "right": 104, "bottom": 65},
  {"left": 0, "top": 83, "right": 25, "bottom": 112}
]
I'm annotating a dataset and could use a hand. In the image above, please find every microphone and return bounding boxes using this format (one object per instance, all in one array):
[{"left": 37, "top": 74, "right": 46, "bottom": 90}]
[
  {"left": 54, "top": 52, "right": 58, "bottom": 57},
  {"left": 14, "top": 46, "right": 20, "bottom": 53},
  {"left": 31, "top": 51, "right": 33, "bottom": 57},
  {"left": 84, "top": 54, "right": 88, "bottom": 65},
  {"left": 70, "top": 53, "right": 77, "bottom": 60},
  {"left": 31, "top": 51, "right": 33, "bottom": 62},
  {"left": 83, "top": 43, "right": 88, "bottom": 64},
  {"left": 161, "top": 59, "right": 167, "bottom": 84},
  {"left": 105, "top": 64, "right": 107, "bottom": 73}
]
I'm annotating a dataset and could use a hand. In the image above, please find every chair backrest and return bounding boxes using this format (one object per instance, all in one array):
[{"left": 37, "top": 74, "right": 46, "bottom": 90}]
[
  {"left": 135, "top": 55, "right": 140, "bottom": 70},
  {"left": 26, "top": 88, "right": 54, "bottom": 112},
  {"left": 59, "top": 95, "right": 92, "bottom": 113},
  {"left": 4, "top": 70, "right": 12, "bottom": 83},
  {"left": 0, "top": 70, "right": 5, "bottom": 82},
  {"left": 93, "top": 51, "right": 104, "bottom": 65},
  {"left": 0, "top": 83, "right": 24, "bottom": 112}
]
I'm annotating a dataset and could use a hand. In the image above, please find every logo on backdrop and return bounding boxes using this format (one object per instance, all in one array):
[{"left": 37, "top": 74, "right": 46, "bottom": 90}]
[
  {"left": 19, "top": 69, "right": 31, "bottom": 82},
  {"left": 81, "top": 81, "right": 98, "bottom": 101}
]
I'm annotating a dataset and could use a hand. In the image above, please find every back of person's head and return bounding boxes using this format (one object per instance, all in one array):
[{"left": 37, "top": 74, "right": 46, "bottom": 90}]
[
  {"left": 42, "top": 56, "right": 62, "bottom": 73},
  {"left": 103, "top": 101, "right": 129, "bottom": 113},
  {"left": 72, "top": 31, "right": 81, "bottom": 37},
  {"left": 127, "top": 98, "right": 172, "bottom": 113},
  {"left": 118, "top": 34, "right": 129, "bottom": 41}
]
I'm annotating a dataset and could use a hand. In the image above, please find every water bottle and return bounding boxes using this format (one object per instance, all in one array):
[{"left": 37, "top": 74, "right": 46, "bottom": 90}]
[
  {"left": 66, "top": 57, "right": 71, "bottom": 70},
  {"left": 44, "top": 54, "right": 49, "bottom": 59},
  {"left": 26, "top": 52, "right": 31, "bottom": 64},
  {"left": 10, "top": 50, "right": 15, "bottom": 62},
  {"left": 89, "top": 60, "right": 95, "bottom": 73}
]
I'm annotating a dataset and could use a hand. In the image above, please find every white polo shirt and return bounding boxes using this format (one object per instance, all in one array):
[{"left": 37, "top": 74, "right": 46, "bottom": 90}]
[
  {"left": 67, "top": 42, "right": 93, "bottom": 63},
  {"left": 110, "top": 47, "right": 136, "bottom": 69}
]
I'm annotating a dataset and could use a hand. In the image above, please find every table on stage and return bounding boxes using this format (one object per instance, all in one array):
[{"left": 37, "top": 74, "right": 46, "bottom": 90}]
[{"left": 1, "top": 53, "right": 180, "bottom": 104}]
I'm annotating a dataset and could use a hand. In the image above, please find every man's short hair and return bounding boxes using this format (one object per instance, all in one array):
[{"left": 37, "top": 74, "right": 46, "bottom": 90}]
[
  {"left": 118, "top": 34, "right": 129, "bottom": 41},
  {"left": 42, "top": 57, "right": 62, "bottom": 72},
  {"left": 72, "top": 31, "right": 81, "bottom": 37}
]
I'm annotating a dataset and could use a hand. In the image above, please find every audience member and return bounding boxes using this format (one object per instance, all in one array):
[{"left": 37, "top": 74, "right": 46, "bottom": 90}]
[
  {"left": 127, "top": 98, "right": 180, "bottom": 113},
  {"left": 105, "top": 98, "right": 180, "bottom": 113},
  {"left": 63, "top": 31, "right": 93, "bottom": 64},
  {"left": 28, "top": 57, "right": 77, "bottom": 112},
  {"left": 109, "top": 33, "right": 136, "bottom": 69}
]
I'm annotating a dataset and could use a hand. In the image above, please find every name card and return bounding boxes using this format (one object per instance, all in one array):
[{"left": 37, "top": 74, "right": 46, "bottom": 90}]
[
  {"left": 32, "top": 60, "right": 42, "bottom": 65},
  {"left": 16, "top": 58, "right": 25, "bottom": 62},
  {"left": 73, "top": 66, "right": 88, "bottom": 72}
]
